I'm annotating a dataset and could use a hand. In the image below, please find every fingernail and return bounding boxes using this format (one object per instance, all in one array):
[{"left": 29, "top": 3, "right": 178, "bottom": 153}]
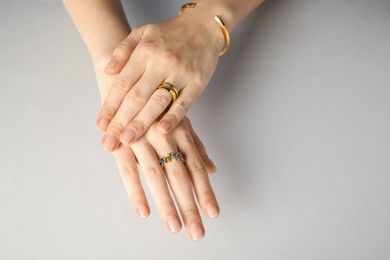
[
  {"left": 97, "top": 117, "right": 110, "bottom": 132},
  {"left": 190, "top": 223, "right": 204, "bottom": 241},
  {"left": 105, "top": 59, "right": 118, "bottom": 70},
  {"left": 206, "top": 203, "right": 219, "bottom": 219},
  {"left": 159, "top": 121, "right": 171, "bottom": 132},
  {"left": 167, "top": 215, "right": 181, "bottom": 233},
  {"left": 102, "top": 134, "right": 118, "bottom": 151},
  {"left": 121, "top": 129, "right": 135, "bottom": 144},
  {"left": 137, "top": 204, "right": 149, "bottom": 218},
  {"left": 208, "top": 159, "right": 216, "bottom": 170}
]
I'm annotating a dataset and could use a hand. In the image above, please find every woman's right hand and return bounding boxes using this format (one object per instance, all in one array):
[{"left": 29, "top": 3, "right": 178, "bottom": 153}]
[{"left": 96, "top": 5, "right": 226, "bottom": 151}]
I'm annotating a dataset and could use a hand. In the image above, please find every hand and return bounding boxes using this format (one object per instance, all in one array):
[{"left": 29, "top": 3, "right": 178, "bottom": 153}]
[
  {"left": 96, "top": 8, "right": 225, "bottom": 151},
  {"left": 96, "top": 72, "right": 218, "bottom": 241},
  {"left": 129, "top": 117, "right": 219, "bottom": 241}
]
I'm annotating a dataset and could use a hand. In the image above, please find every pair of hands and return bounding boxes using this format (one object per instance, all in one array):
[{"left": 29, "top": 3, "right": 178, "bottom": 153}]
[{"left": 96, "top": 12, "right": 223, "bottom": 241}]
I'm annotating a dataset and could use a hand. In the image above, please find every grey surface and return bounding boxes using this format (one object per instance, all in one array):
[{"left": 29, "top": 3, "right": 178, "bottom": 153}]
[{"left": 1, "top": 0, "right": 390, "bottom": 259}]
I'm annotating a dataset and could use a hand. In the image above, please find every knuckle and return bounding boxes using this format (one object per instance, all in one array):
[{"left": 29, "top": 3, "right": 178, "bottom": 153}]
[
  {"left": 113, "top": 76, "right": 132, "bottom": 92},
  {"left": 150, "top": 92, "right": 170, "bottom": 109},
  {"left": 161, "top": 50, "right": 180, "bottom": 66},
  {"left": 101, "top": 106, "right": 117, "bottom": 118},
  {"left": 119, "top": 165, "right": 138, "bottom": 179},
  {"left": 192, "top": 73, "right": 207, "bottom": 88},
  {"left": 129, "top": 119, "right": 145, "bottom": 134},
  {"left": 165, "top": 113, "right": 179, "bottom": 127},
  {"left": 169, "top": 169, "right": 189, "bottom": 186},
  {"left": 144, "top": 165, "right": 162, "bottom": 182},
  {"left": 199, "top": 187, "right": 218, "bottom": 205},
  {"left": 159, "top": 200, "right": 175, "bottom": 213},
  {"left": 107, "top": 120, "right": 126, "bottom": 133},
  {"left": 127, "top": 189, "right": 144, "bottom": 202},
  {"left": 114, "top": 41, "right": 130, "bottom": 56},
  {"left": 127, "top": 88, "right": 148, "bottom": 105},
  {"left": 182, "top": 208, "right": 199, "bottom": 219},
  {"left": 137, "top": 41, "right": 158, "bottom": 56},
  {"left": 188, "top": 160, "right": 207, "bottom": 177},
  {"left": 200, "top": 190, "right": 216, "bottom": 202},
  {"left": 194, "top": 137, "right": 205, "bottom": 149},
  {"left": 175, "top": 98, "right": 191, "bottom": 113}
]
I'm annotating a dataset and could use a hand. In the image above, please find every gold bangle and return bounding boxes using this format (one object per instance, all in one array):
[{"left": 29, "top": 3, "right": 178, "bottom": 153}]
[
  {"left": 213, "top": 15, "right": 230, "bottom": 56},
  {"left": 179, "top": 3, "right": 197, "bottom": 15},
  {"left": 179, "top": 2, "right": 230, "bottom": 56}
]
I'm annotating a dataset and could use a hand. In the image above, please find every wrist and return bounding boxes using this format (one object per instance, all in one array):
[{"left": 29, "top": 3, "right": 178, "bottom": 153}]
[
  {"left": 194, "top": 0, "right": 235, "bottom": 31},
  {"left": 178, "top": 4, "right": 227, "bottom": 56},
  {"left": 194, "top": 0, "right": 265, "bottom": 31}
]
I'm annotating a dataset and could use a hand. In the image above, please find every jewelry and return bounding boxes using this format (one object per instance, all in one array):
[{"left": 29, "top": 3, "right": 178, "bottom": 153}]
[
  {"left": 179, "top": 3, "right": 196, "bottom": 14},
  {"left": 213, "top": 15, "right": 230, "bottom": 56},
  {"left": 159, "top": 152, "right": 186, "bottom": 168},
  {"left": 179, "top": 2, "right": 231, "bottom": 56},
  {"left": 158, "top": 82, "right": 179, "bottom": 102}
]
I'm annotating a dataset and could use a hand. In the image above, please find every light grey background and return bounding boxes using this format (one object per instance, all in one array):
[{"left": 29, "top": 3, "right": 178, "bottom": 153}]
[{"left": 1, "top": 0, "right": 390, "bottom": 259}]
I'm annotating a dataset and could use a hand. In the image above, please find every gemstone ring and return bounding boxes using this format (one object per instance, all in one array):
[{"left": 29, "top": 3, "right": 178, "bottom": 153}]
[{"left": 159, "top": 152, "right": 185, "bottom": 168}]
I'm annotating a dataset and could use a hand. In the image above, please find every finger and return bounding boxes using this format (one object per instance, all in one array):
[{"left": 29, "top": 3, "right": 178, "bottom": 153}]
[
  {"left": 120, "top": 88, "right": 173, "bottom": 145},
  {"left": 157, "top": 85, "right": 197, "bottom": 134},
  {"left": 175, "top": 126, "right": 220, "bottom": 220},
  {"left": 96, "top": 59, "right": 145, "bottom": 133},
  {"left": 112, "top": 144, "right": 149, "bottom": 218},
  {"left": 154, "top": 145, "right": 205, "bottom": 241},
  {"left": 185, "top": 118, "right": 217, "bottom": 173},
  {"left": 102, "top": 71, "right": 164, "bottom": 150},
  {"left": 105, "top": 29, "right": 142, "bottom": 74},
  {"left": 131, "top": 142, "right": 182, "bottom": 233}
]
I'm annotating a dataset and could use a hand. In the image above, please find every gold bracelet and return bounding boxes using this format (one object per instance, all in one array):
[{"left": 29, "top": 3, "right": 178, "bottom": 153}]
[
  {"left": 179, "top": 2, "right": 230, "bottom": 56},
  {"left": 179, "top": 3, "right": 197, "bottom": 14}
]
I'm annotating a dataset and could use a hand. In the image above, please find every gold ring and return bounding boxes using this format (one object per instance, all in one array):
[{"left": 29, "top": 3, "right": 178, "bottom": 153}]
[{"left": 158, "top": 82, "right": 179, "bottom": 102}]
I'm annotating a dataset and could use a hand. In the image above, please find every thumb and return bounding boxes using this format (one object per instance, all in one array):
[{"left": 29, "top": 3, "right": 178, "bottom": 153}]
[{"left": 104, "top": 28, "right": 142, "bottom": 74}]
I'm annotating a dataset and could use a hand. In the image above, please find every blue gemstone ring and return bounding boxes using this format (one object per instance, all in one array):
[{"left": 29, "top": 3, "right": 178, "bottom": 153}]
[{"left": 159, "top": 152, "right": 186, "bottom": 168}]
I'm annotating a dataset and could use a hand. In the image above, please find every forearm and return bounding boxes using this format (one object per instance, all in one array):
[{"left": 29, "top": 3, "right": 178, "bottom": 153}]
[
  {"left": 196, "top": 0, "right": 265, "bottom": 31},
  {"left": 62, "top": 0, "right": 131, "bottom": 68}
]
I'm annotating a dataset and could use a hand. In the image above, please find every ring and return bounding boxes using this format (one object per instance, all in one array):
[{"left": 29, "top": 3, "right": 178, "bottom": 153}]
[
  {"left": 159, "top": 152, "right": 185, "bottom": 168},
  {"left": 158, "top": 82, "right": 179, "bottom": 102}
]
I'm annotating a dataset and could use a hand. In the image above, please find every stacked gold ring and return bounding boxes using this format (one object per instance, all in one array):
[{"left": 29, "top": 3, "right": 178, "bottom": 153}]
[{"left": 158, "top": 82, "right": 179, "bottom": 102}]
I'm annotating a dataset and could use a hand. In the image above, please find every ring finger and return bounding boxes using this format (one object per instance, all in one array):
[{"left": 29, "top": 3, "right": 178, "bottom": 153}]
[
  {"left": 155, "top": 144, "right": 205, "bottom": 241},
  {"left": 131, "top": 141, "right": 182, "bottom": 234}
]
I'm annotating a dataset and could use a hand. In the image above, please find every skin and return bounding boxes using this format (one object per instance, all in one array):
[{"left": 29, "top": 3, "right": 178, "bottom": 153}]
[
  {"left": 63, "top": 0, "right": 219, "bottom": 241},
  {"left": 94, "top": 0, "right": 265, "bottom": 151},
  {"left": 63, "top": 0, "right": 264, "bottom": 240},
  {"left": 102, "top": 74, "right": 219, "bottom": 242}
]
